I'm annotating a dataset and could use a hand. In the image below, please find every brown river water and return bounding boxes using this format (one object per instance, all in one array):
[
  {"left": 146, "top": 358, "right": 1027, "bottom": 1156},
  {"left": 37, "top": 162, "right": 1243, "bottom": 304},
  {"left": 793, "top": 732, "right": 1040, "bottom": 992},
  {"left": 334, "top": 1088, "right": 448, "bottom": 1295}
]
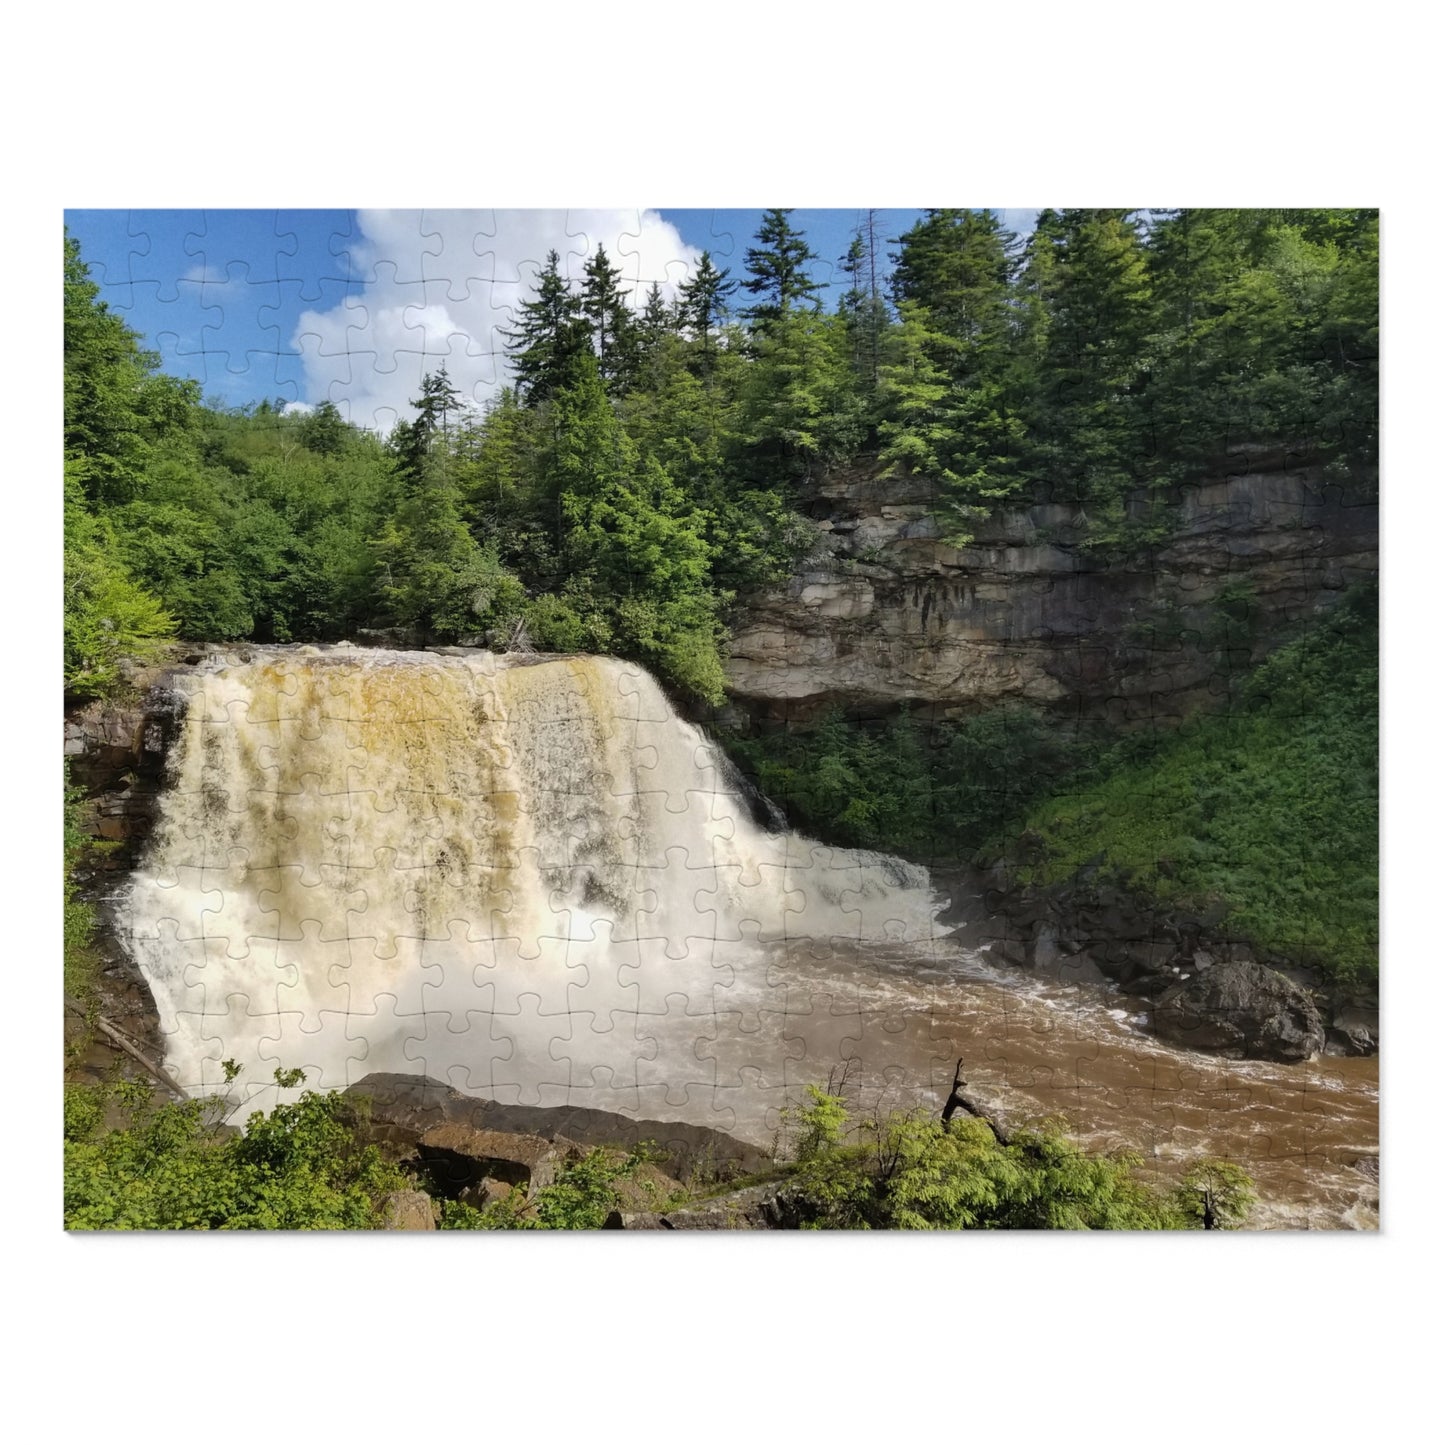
[{"left": 670, "top": 938, "right": 1380, "bottom": 1230}]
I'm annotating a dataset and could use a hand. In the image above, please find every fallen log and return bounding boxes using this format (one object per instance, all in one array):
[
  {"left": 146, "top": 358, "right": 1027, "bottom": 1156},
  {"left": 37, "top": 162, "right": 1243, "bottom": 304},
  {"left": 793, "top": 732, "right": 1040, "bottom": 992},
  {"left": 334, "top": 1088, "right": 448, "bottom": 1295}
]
[{"left": 65, "top": 995, "right": 188, "bottom": 1101}]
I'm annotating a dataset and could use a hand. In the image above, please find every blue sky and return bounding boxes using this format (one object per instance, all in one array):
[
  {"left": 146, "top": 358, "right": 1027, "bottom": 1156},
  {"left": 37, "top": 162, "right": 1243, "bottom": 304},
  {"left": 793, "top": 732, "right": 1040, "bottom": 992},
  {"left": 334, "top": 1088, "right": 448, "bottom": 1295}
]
[{"left": 64, "top": 208, "right": 1038, "bottom": 428}]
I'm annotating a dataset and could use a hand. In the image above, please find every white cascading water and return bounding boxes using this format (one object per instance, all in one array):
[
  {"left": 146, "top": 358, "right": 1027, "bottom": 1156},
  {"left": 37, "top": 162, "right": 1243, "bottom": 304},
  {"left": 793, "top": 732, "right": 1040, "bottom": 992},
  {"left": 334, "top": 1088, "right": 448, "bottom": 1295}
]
[{"left": 121, "top": 646, "right": 944, "bottom": 1122}]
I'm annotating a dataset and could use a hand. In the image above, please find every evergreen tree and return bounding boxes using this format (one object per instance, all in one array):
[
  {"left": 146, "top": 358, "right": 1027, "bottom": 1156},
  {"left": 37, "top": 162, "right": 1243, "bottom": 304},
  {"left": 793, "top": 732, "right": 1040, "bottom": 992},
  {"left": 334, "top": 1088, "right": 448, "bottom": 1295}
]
[
  {"left": 459, "top": 387, "right": 532, "bottom": 509},
  {"left": 502, "top": 250, "right": 590, "bottom": 404},
  {"left": 636, "top": 282, "right": 675, "bottom": 360},
  {"left": 374, "top": 446, "right": 523, "bottom": 637},
  {"left": 890, "top": 209, "right": 1016, "bottom": 382},
  {"left": 581, "top": 244, "right": 639, "bottom": 395},
  {"left": 837, "top": 218, "right": 891, "bottom": 392},
  {"left": 1027, "top": 209, "right": 1158, "bottom": 528},
  {"left": 415, "top": 366, "right": 463, "bottom": 441},
  {"left": 550, "top": 354, "right": 726, "bottom": 700},
  {"left": 880, "top": 212, "right": 1028, "bottom": 529},
  {"left": 393, "top": 367, "right": 463, "bottom": 478},
  {"left": 739, "top": 310, "right": 865, "bottom": 481},
  {"left": 1144, "top": 208, "right": 1378, "bottom": 478},
  {"left": 1014, "top": 207, "right": 1066, "bottom": 373},
  {"left": 676, "top": 250, "right": 738, "bottom": 373},
  {"left": 741, "top": 209, "right": 823, "bottom": 330},
  {"left": 877, "top": 302, "right": 961, "bottom": 484}
]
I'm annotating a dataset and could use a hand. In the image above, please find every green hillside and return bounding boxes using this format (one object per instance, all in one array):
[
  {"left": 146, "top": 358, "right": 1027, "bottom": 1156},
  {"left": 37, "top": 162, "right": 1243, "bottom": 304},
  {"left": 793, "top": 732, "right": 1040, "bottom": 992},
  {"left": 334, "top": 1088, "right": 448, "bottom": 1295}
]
[{"left": 1010, "top": 586, "right": 1378, "bottom": 982}]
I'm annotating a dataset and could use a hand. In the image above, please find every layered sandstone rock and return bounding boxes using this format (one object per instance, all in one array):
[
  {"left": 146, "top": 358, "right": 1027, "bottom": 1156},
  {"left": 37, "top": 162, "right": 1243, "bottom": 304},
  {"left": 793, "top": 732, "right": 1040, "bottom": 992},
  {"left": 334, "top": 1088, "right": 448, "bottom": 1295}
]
[{"left": 725, "top": 458, "right": 1377, "bottom": 722}]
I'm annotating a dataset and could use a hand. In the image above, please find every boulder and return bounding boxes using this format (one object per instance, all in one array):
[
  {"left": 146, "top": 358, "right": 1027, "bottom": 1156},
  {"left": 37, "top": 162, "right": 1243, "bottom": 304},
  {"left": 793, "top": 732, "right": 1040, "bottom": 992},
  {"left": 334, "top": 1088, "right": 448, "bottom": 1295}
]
[
  {"left": 458, "top": 1178, "right": 515, "bottom": 1210},
  {"left": 1152, "top": 960, "right": 1325, "bottom": 1061},
  {"left": 611, "top": 1162, "right": 686, "bottom": 1213},
  {"left": 417, "top": 1123, "right": 563, "bottom": 1194},
  {"left": 1328, "top": 1004, "right": 1379, "bottom": 1056},
  {"left": 1045, "top": 952, "right": 1108, "bottom": 988},
  {"left": 345, "top": 1074, "right": 772, "bottom": 1182},
  {"left": 985, "top": 937, "right": 1028, "bottom": 968},
  {"left": 378, "top": 1190, "right": 436, "bottom": 1231},
  {"left": 604, "top": 1183, "right": 789, "bottom": 1230}
]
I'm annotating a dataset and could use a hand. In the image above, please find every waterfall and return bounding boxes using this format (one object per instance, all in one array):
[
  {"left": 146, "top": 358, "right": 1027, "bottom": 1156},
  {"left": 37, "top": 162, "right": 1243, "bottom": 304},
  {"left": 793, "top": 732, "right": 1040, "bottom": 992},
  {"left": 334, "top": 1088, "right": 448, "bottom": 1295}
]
[{"left": 121, "top": 646, "right": 943, "bottom": 1120}]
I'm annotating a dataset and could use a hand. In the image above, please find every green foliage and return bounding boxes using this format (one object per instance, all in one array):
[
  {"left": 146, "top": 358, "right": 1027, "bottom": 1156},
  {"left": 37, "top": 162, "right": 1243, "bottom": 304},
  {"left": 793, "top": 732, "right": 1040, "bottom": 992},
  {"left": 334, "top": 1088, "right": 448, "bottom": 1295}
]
[
  {"left": 785, "top": 1083, "right": 851, "bottom": 1160},
  {"left": 722, "top": 706, "right": 1097, "bottom": 861},
  {"left": 1024, "top": 209, "right": 1160, "bottom": 533},
  {"left": 675, "top": 249, "right": 737, "bottom": 373},
  {"left": 781, "top": 1088, "right": 1248, "bottom": 1230},
  {"left": 63, "top": 769, "right": 101, "bottom": 1001},
  {"left": 438, "top": 1145, "right": 656, "bottom": 1231},
  {"left": 64, "top": 231, "right": 200, "bottom": 508},
  {"left": 64, "top": 468, "right": 176, "bottom": 698},
  {"left": 1146, "top": 208, "right": 1378, "bottom": 481},
  {"left": 1014, "top": 587, "right": 1378, "bottom": 980},
  {"left": 879, "top": 206, "right": 1377, "bottom": 551},
  {"left": 890, "top": 209, "right": 1017, "bottom": 358},
  {"left": 63, "top": 1070, "right": 408, "bottom": 1230},
  {"left": 738, "top": 309, "right": 867, "bottom": 480},
  {"left": 1173, "top": 1159, "right": 1257, "bottom": 1228},
  {"left": 376, "top": 448, "right": 525, "bottom": 637},
  {"left": 580, "top": 244, "right": 639, "bottom": 394},
  {"left": 547, "top": 355, "right": 728, "bottom": 700}
]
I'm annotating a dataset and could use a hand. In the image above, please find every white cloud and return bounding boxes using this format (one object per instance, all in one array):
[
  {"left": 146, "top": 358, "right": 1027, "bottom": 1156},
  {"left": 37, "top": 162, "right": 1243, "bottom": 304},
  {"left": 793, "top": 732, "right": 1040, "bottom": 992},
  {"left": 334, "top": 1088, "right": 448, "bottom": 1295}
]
[
  {"left": 292, "top": 209, "right": 700, "bottom": 432},
  {"left": 996, "top": 208, "right": 1041, "bottom": 237}
]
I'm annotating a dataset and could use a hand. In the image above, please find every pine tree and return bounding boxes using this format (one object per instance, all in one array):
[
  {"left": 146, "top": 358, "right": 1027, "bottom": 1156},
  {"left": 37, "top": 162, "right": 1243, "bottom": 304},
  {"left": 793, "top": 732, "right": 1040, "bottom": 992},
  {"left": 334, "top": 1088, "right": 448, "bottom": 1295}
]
[
  {"left": 890, "top": 209, "right": 1017, "bottom": 383},
  {"left": 838, "top": 235, "right": 868, "bottom": 363},
  {"left": 676, "top": 250, "right": 738, "bottom": 373},
  {"left": 581, "top": 244, "right": 639, "bottom": 395},
  {"left": 740, "top": 310, "right": 865, "bottom": 481},
  {"left": 1145, "top": 208, "right": 1252, "bottom": 464},
  {"left": 459, "top": 387, "right": 534, "bottom": 509},
  {"left": 877, "top": 302, "right": 959, "bottom": 483},
  {"left": 1028, "top": 209, "right": 1158, "bottom": 526},
  {"left": 741, "top": 209, "right": 822, "bottom": 330},
  {"left": 549, "top": 354, "right": 725, "bottom": 700},
  {"left": 502, "top": 250, "right": 590, "bottom": 404},
  {"left": 637, "top": 282, "right": 675, "bottom": 354},
  {"left": 374, "top": 444, "right": 523, "bottom": 637},
  {"left": 389, "top": 367, "right": 463, "bottom": 482},
  {"left": 837, "top": 222, "right": 890, "bottom": 391}
]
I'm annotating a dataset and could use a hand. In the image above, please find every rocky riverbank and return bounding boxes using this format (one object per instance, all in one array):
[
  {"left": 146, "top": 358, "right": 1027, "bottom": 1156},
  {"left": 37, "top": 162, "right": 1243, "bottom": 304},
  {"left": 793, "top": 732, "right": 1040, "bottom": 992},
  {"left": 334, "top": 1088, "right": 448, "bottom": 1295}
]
[
  {"left": 346, "top": 1074, "right": 790, "bottom": 1230},
  {"left": 945, "top": 862, "right": 1377, "bottom": 1062}
]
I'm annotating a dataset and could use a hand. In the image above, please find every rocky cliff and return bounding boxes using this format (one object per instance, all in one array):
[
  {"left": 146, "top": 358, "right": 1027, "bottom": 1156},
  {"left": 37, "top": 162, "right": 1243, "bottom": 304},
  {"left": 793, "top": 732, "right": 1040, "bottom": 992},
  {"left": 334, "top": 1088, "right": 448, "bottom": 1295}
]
[{"left": 724, "top": 454, "right": 1378, "bottom": 723}]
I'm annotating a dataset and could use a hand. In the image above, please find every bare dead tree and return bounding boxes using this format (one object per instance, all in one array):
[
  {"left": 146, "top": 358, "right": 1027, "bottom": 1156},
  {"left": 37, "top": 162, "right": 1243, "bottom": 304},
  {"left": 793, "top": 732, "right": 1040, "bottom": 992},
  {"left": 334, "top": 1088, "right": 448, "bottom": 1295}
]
[{"left": 941, "top": 1058, "right": 1012, "bottom": 1146}]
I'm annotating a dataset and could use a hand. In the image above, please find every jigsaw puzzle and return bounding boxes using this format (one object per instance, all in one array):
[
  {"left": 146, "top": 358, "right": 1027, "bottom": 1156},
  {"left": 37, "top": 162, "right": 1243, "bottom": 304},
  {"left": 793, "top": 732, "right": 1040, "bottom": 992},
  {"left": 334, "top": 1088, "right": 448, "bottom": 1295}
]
[{"left": 62, "top": 208, "right": 1379, "bottom": 1230}]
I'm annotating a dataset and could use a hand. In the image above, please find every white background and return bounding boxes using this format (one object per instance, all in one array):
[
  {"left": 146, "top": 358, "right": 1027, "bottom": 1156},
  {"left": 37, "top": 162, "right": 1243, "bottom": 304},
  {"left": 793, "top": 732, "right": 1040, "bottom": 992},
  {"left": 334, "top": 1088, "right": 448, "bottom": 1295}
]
[{"left": 2, "top": 3, "right": 1434, "bottom": 1441}]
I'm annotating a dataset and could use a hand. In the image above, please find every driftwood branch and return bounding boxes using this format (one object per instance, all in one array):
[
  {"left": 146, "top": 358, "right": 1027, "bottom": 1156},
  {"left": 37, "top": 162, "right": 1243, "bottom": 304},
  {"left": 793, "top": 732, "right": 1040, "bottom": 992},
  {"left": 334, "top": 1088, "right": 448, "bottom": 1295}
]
[
  {"left": 65, "top": 995, "right": 188, "bottom": 1101},
  {"left": 941, "top": 1058, "right": 1012, "bottom": 1146}
]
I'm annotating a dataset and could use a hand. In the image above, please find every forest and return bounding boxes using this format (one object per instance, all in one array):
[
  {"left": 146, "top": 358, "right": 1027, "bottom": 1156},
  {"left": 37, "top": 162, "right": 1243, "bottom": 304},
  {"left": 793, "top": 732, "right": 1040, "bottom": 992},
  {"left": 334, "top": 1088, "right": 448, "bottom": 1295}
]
[{"left": 65, "top": 207, "right": 1378, "bottom": 707}]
